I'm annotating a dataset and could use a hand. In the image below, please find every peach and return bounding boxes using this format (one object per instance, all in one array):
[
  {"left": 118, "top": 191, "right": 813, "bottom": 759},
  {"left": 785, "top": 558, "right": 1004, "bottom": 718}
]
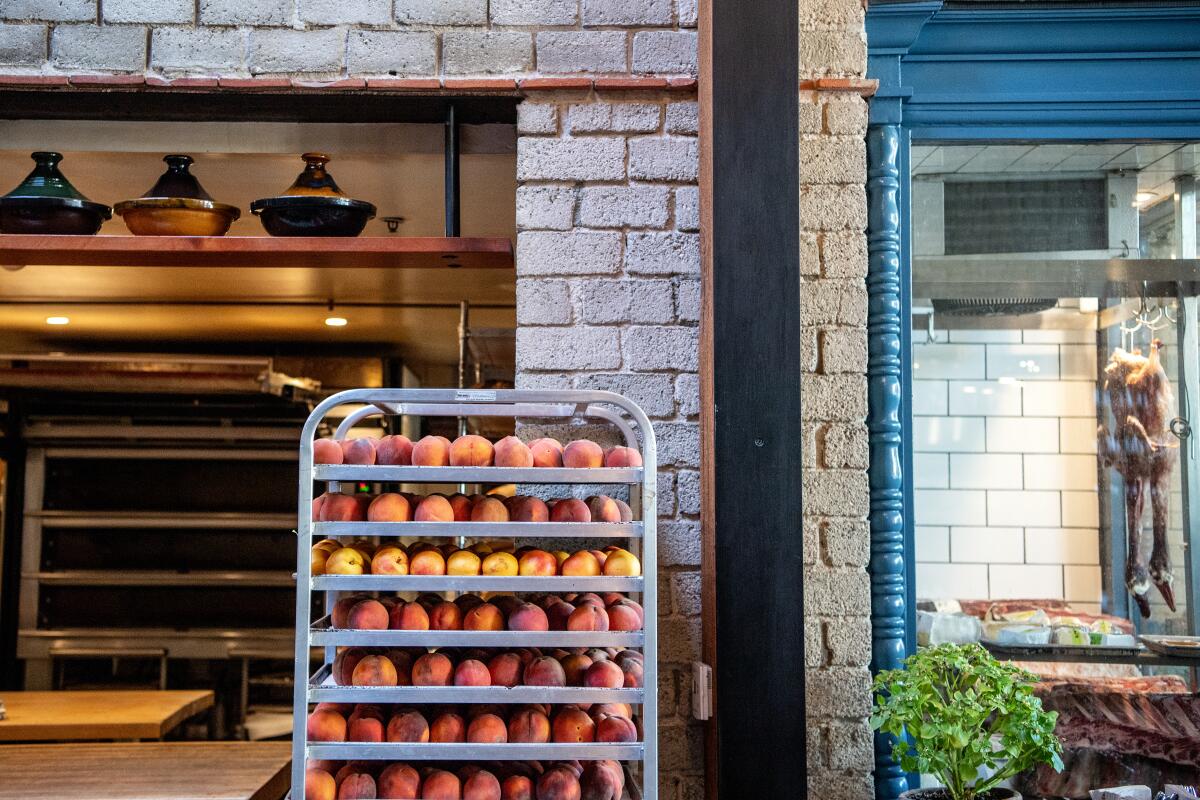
[
  {"left": 487, "top": 652, "right": 524, "bottom": 687},
  {"left": 412, "top": 435, "right": 452, "bottom": 467},
  {"left": 438, "top": 542, "right": 459, "bottom": 558},
  {"left": 340, "top": 438, "right": 377, "bottom": 466},
  {"left": 378, "top": 763, "right": 421, "bottom": 800},
  {"left": 333, "top": 647, "right": 367, "bottom": 686},
  {"left": 493, "top": 436, "right": 534, "bottom": 468},
  {"left": 374, "top": 434, "right": 413, "bottom": 466},
  {"left": 501, "top": 775, "right": 533, "bottom": 800},
  {"left": 621, "top": 658, "right": 644, "bottom": 688},
  {"left": 481, "top": 551, "right": 519, "bottom": 576},
  {"left": 421, "top": 769, "right": 461, "bottom": 800},
  {"left": 368, "top": 493, "right": 411, "bottom": 523},
  {"left": 307, "top": 707, "right": 347, "bottom": 742},
  {"left": 595, "top": 714, "right": 637, "bottom": 743},
  {"left": 529, "top": 437, "right": 564, "bottom": 468},
  {"left": 604, "top": 446, "right": 642, "bottom": 468},
  {"left": 430, "top": 601, "right": 464, "bottom": 630},
  {"left": 447, "top": 493, "right": 473, "bottom": 521},
  {"left": 321, "top": 494, "right": 366, "bottom": 522},
  {"left": 586, "top": 495, "right": 622, "bottom": 523},
  {"left": 606, "top": 599, "right": 643, "bottom": 631},
  {"left": 567, "top": 605, "right": 610, "bottom": 632},
  {"left": 337, "top": 773, "right": 376, "bottom": 799},
  {"left": 312, "top": 493, "right": 329, "bottom": 521},
  {"left": 409, "top": 549, "right": 447, "bottom": 576},
  {"left": 370, "top": 545, "right": 409, "bottom": 576},
  {"left": 580, "top": 761, "right": 623, "bottom": 800},
  {"left": 517, "top": 549, "right": 558, "bottom": 577},
  {"left": 507, "top": 602, "right": 549, "bottom": 632},
  {"left": 386, "top": 709, "right": 429, "bottom": 743},
  {"left": 470, "top": 496, "right": 509, "bottom": 522},
  {"left": 468, "top": 541, "right": 494, "bottom": 555},
  {"left": 437, "top": 551, "right": 479, "bottom": 579},
  {"left": 588, "top": 550, "right": 608, "bottom": 568},
  {"left": 306, "top": 768, "right": 337, "bottom": 800},
  {"left": 415, "top": 495, "right": 454, "bottom": 523},
  {"left": 552, "top": 707, "right": 595, "bottom": 743},
  {"left": 352, "top": 655, "right": 398, "bottom": 687},
  {"left": 554, "top": 550, "right": 570, "bottom": 567},
  {"left": 348, "top": 714, "right": 384, "bottom": 743},
  {"left": 454, "top": 658, "right": 492, "bottom": 686},
  {"left": 523, "top": 656, "right": 566, "bottom": 687},
  {"left": 430, "top": 711, "right": 466, "bottom": 743},
  {"left": 509, "top": 497, "right": 550, "bottom": 523},
  {"left": 574, "top": 593, "right": 605, "bottom": 609},
  {"left": 601, "top": 548, "right": 640, "bottom": 576},
  {"left": 549, "top": 499, "right": 591, "bottom": 523},
  {"left": 560, "top": 653, "right": 593, "bottom": 686},
  {"left": 390, "top": 601, "right": 430, "bottom": 631},
  {"left": 464, "top": 602, "right": 504, "bottom": 631},
  {"left": 450, "top": 434, "right": 494, "bottom": 467},
  {"left": 560, "top": 551, "right": 601, "bottom": 577},
  {"left": 411, "top": 652, "right": 453, "bottom": 686},
  {"left": 584, "top": 660, "right": 624, "bottom": 689},
  {"left": 347, "top": 599, "right": 389, "bottom": 630},
  {"left": 311, "top": 546, "right": 332, "bottom": 575},
  {"left": 591, "top": 702, "right": 634, "bottom": 720},
  {"left": 546, "top": 601, "right": 575, "bottom": 631},
  {"left": 464, "top": 770, "right": 502, "bottom": 800},
  {"left": 384, "top": 650, "right": 414, "bottom": 685},
  {"left": 466, "top": 713, "right": 508, "bottom": 743},
  {"left": 506, "top": 707, "right": 551, "bottom": 743},
  {"left": 313, "top": 438, "right": 344, "bottom": 465},
  {"left": 613, "top": 499, "right": 633, "bottom": 522},
  {"left": 562, "top": 440, "right": 603, "bottom": 469}
]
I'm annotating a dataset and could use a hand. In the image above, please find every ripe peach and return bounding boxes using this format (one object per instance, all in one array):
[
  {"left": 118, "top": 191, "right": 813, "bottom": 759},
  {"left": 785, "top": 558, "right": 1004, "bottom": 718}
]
[
  {"left": 313, "top": 438, "right": 344, "bottom": 465},
  {"left": 337, "top": 773, "right": 376, "bottom": 799},
  {"left": 351, "top": 655, "right": 398, "bottom": 687},
  {"left": 454, "top": 658, "right": 492, "bottom": 686},
  {"left": 573, "top": 592, "right": 605, "bottom": 609},
  {"left": 346, "top": 599, "right": 388, "bottom": 630},
  {"left": 503, "top": 707, "right": 549, "bottom": 744},
  {"left": 347, "top": 714, "right": 384, "bottom": 743},
  {"left": 509, "top": 497, "right": 549, "bottom": 522},
  {"left": 620, "top": 658, "right": 643, "bottom": 688},
  {"left": 340, "top": 438, "right": 376, "bottom": 466},
  {"left": 409, "top": 549, "right": 447, "bottom": 576},
  {"left": 311, "top": 546, "right": 332, "bottom": 575},
  {"left": 584, "top": 660, "right": 624, "bottom": 689},
  {"left": 411, "top": 652, "right": 453, "bottom": 686},
  {"left": 560, "top": 653, "right": 593, "bottom": 686},
  {"left": 422, "top": 769, "right": 461, "bottom": 800},
  {"left": 467, "top": 713, "right": 508, "bottom": 743},
  {"left": 312, "top": 493, "right": 329, "bottom": 521},
  {"left": 374, "top": 434, "right": 413, "bottom": 466},
  {"left": 383, "top": 650, "right": 413, "bottom": 685},
  {"left": 487, "top": 652, "right": 523, "bottom": 687},
  {"left": 464, "top": 769, "right": 502, "bottom": 800},
  {"left": 523, "top": 656, "right": 566, "bottom": 687},
  {"left": 368, "top": 493, "right": 411, "bottom": 523},
  {"left": 546, "top": 601, "right": 575, "bottom": 631},
  {"left": 468, "top": 496, "right": 507, "bottom": 523},
  {"left": 549, "top": 499, "right": 591, "bottom": 523},
  {"left": 517, "top": 549, "right": 558, "bottom": 577},
  {"left": 614, "top": 499, "right": 633, "bottom": 522},
  {"left": 390, "top": 601, "right": 430, "bottom": 631},
  {"left": 447, "top": 493, "right": 473, "bottom": 521},
  {"left": 605, "top": 446, "right": 642, "bottom": 468},
  {"left": 602, "top": 548, "right": 640, "bottom": 576},
  {"left": 412, "top": 435, "right": 452, "bottom": 467},
  {"left": 378, "top": 763, "right": 421, "bottom": 800},
  {"left": 567, "top": 605, "right": 610, "bottom": 632},
  {"left": 306, "top": 767, "right": 337, "bottom": 800},
  {"left": 562, "top": 440, "right": 603, "bottom": 469},
  {"left": 440, "top": 550, "right": 480, "bottom": 577},
  {"left": 370, "top": 545, "right": 409, "bottom": 576},
  {"left": 588, "top": 550, "right": 608, "bottom": 568},
  {"left": 529, "top": 437, "right": 564, "bottom": 468},
  {"left": 321, "top": 494, "right": 366, "bottom": 522},
  {"left": 586, "top": 495, "right": 622, "bottom": 523},
  {"left": 552, "top": 707, "right": 595, "bottom": 743},
  {"left": 501, "top": 775, "right": 533, "bottom": 800},
  {"left": 560, "top": 551, "right": 601, "bottom": 577},
  {"left": 606, "top": 599, "right": 643, "bottom": 631},
  {"left": 306, "top": 707, "right": 347, "bottom": 742},
  {"left": 415, "top": 495, "right": 454, "bottom": 523},
  {"left": 580, "top": 760, "right": 623, "bottom": 800},
  {"left": 382, "top": 709, "right": 427, "bottom": 743},
  {"left": 595, "top": 714, "right": 637, "bottom": 743},
  {"left": 450, "top": 434, "right": 495, "bottom": 467},
  {"left": 464, "top": 602, "right": 504, "bottom": 631},
  {"left": 591, "top": 702, "right": 634, "bottom": 720},
  {"left": 493, "top": 436, "right": 534, "bottom": 467},
  {"left": 333, "top": 647, "right": 367, "bottom": 685},
  {"left": 429, "top": 711, "right": 466, "bottom": 743},
  {"left": 507, "top": 602, "right": 549, "bottom": 631},
  {"left": 429, "top": 601, "right": 464, "bottom": 630},
  {"left": 481, "top": 551, "right": 519, "bottom": 576}
]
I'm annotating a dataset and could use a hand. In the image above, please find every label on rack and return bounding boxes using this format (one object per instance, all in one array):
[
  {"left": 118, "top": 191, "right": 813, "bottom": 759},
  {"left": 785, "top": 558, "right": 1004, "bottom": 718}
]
[{"left": 455, "top": 389, "right": 497, "bottom": 402}]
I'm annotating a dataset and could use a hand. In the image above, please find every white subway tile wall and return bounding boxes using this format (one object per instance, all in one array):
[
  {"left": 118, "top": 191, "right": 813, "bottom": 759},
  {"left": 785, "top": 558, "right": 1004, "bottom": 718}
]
[{"left": 913, "top": 329, "right": 1103, "bottom": 604}]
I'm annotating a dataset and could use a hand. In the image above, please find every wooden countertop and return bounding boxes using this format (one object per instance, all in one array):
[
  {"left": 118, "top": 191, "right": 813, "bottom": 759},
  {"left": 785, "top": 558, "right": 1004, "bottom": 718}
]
[
  {"left": 0, "top": 741, "right": 291, "bottom": 800},
  {"left": 0, "top": 690, "right": 214, "bottom": 741}
]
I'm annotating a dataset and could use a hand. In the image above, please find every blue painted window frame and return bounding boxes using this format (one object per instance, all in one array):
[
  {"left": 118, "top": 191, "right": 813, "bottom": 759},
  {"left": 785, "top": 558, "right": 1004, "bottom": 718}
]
[{"left": 864, "top": 6, "right": 1200, "bottom": 798}]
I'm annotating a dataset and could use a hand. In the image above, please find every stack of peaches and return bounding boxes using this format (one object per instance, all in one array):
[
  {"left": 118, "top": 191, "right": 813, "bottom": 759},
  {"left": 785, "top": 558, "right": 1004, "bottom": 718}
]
[
  {"left": 306, "top": 758, "right": 625, "bottom": 800},
  {"left": 315, "top": 432, "right": 642, "bottom": 470},
  {"left": 331, "top": 592, "right": 643, "bottom": 634},
  {"left": 315, "top": 491, "right": 634, "bottom": 526}
]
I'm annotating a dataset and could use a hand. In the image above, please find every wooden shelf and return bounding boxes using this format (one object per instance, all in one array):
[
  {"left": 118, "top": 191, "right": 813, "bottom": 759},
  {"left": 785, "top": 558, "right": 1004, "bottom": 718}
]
[{"left": 0, "top": 234, "right": 513, "bottom": 270}]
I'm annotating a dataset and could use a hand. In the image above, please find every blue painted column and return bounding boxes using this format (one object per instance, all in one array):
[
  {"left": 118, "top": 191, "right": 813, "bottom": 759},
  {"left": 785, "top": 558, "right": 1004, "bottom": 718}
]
[{"left": 867, "top": 122, "right": 909, "bottom": 800}]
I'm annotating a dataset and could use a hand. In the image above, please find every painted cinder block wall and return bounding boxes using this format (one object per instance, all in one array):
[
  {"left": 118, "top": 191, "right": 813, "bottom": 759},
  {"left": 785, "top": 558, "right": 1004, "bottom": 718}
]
[{"left": 0, "top": 0, "right": 875, "bottom": 797}]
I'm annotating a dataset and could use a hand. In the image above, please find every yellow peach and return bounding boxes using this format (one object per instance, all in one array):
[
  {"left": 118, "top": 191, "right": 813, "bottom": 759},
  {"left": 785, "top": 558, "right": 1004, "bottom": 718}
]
[
  {"left": 602, "top": 548, "right": 641, "bottom": 576},
  {"left": 324, "top": 547, "right": 366, "bottom": 575},
  {"left": 481, "top": 551, "right": 519, "bottom": 576},
  {"left": 447, "top": 549, "right": 483, "bottom": 576}
]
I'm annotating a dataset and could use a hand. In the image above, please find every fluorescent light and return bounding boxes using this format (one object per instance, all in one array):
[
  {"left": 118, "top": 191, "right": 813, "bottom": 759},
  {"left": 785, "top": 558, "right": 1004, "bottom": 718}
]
[
  {"left": 45, "top": 316, "right": 70, "bottom": 325},
  {"left": 324, "top": 316, "right": 348, "bottom": 327},
  {"left": 1136, "top": 191, "right": 1159, "bottom": 205}
]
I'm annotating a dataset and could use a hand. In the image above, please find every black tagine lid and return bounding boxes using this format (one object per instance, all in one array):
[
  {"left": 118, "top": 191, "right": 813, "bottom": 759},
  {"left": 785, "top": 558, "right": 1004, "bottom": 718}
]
[{"left": 141, "top": 154, "right": 215, "bottom": 200}]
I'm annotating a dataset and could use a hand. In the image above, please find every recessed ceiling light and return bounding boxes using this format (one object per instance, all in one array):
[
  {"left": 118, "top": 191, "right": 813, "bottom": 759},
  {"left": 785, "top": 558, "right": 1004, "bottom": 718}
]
[
  {"left": 324, "top": 316, "right": 348, "bottom": 327},
  {"left": 45, "top": 316, "right": 70, "bottom": 325}
]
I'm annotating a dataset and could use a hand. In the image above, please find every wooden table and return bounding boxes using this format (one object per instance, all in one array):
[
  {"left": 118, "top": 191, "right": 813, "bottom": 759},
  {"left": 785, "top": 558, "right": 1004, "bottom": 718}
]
[
  {"left": 0, "top": 690, "right": 214, "bottom": 741},
  {"left": 0, "top": 742, "right": 291, "bottom": 800}
]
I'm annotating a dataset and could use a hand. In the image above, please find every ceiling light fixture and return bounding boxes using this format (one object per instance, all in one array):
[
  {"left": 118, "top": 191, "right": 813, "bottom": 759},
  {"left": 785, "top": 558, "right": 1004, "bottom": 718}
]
[
  {"left": 45, "top": 316, "right": 70, "bottom": 325},
  {"left": 324, "top": 316, "right": 348, "bottom": 327}
]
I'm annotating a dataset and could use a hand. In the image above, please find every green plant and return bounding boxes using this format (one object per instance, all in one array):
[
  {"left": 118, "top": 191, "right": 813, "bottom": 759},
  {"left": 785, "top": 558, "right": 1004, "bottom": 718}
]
[{"left": 871, "top": 643, "right": 1063, "bottom": 800}]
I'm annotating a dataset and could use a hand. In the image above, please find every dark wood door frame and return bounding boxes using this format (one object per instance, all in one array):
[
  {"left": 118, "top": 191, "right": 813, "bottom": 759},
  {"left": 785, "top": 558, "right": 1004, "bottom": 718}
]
[{"left": 701, "top": 0, "right": 804, "bottom": 796}]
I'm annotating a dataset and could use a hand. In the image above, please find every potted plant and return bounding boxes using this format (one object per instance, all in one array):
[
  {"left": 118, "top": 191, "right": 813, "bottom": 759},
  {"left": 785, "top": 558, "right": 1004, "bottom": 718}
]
[{"left": 871, "top": 642, "right": 1063, "bottom": 800}]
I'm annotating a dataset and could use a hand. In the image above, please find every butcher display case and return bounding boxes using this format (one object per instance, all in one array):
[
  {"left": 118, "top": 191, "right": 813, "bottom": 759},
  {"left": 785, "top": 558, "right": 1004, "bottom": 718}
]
[{"left": 908, "top": 142, "right": 1200, "bottom": 794}]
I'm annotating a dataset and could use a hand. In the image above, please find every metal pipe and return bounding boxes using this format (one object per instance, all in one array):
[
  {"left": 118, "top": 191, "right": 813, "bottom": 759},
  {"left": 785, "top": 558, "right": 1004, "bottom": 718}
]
[{"left": 445, "top": 103, "right": 460, "bottom": 238}]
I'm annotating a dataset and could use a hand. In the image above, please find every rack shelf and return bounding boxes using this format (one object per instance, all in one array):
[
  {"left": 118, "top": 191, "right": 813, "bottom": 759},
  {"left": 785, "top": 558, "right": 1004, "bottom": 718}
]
[
  {"left": 306, "top": 743, "right": 645, "bottom": 762},
  {"left": 313, "top": 520, "right": 643, "bottom": 538},
  {"left": 314, "top": 464, "right": 642, "bottom": 484},
  {"left": 311, "top": 575, "right": 643, "bottom": 592},
  {"left": 309, "top": 623, "right": 644, "bottom": 648}
]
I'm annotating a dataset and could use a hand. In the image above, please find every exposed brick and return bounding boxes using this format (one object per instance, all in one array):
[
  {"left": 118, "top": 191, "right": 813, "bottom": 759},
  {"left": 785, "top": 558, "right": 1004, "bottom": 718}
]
[
  {"left": 491, "top": 0, "right": 576, "bottom": 25},
  {"left": 515, "top": 185, "right": 575, "bottom": 231},
  {"left": 800, "top": 29, "right": 867, "bottom": 78},
  {"left": 676, "top": 468, "right": 699, "bottom": 514},
  {"left": 396, "top": 0, "right": 487, "bottom": 25},
  {"left": 443, "top": 30, "right": 531, "bottom": 74},
  {"left": 629, "top": 136, "right": 699, "bottom": 181},
  {"left": 578, "top": 372, "right": 675, "bottom": 418},
  {"left": 803, "top": 374, "right": 867, "bottom": 422},
  {"left": 826, "top": 96, "right": 868, "bottom": 135},
  {"left": 676, "top": 0, "right": 698, "bottom": 26},
  {"left": 0, "top": 23, "right": 45, "bottom": 65},
  {"left": 658, "top": 469, "right": 677, "bottom": 516},
  {"left": 674, "top": 186, "right": 699, "bottom": 232},
  {"left": 51, "top": 24, "right": 145, "bottom": 71},
  {"left": 672, "top": 570, "right": 702, "bottom": 616},
  {"left": 250, "top": 28, "right": 345, "bottom": 74},
  {"left": 800, "top": 99, "right": 823, "bottom": 134},
  {"left": 536, "top": 31, "right": 626, "bottom": 74},
  {"left": 516, "top": 278, "right": 572, "bottom": 325},
  {"left": 821, "top": 231, "right": 867, "bottom": 278},
  {"left": 665, "top": 101, "right": 698, "bottom": 135},
  {"left": 801, "top": 136, "right": 866, "bottom": 184},
  {"left": 655, "top": 421, "right": 700, "bottom": 467},
  {"left": 577, "top": 279, "right": 674, "bottom": 325},
  {"left": 626, "top": 231, "right": 700, "bottom": 276},
  {"left": 802, "top": 327, "right": 819, "bottom": 373},
  {"left": 826, "top": 617, "right": 872, "bottom": 667},
  {"left": 517, "top": 102, "right": 557, "bottom": 135},
  {"left": 827, "top": 719, "right": 875, "bottom": 772},
  {"left": 801, "top": 279, "right": 867, "bottom": 327},
  {"left": 514, "top": 372, "right": 574, "bottom": 391},
  {"left": 582, "top": 0, "right": 671, "bottom": 25},
  {"left": 806, "top": 666, "right": 872, "bottom": 718},
  {"left": 801, "top": 231, "right": 821, "bottom": 276},
  {"left": 151, "top": 28, "right": 243, "bottom": 73},
  {"left": 104, "top": 0, "right": 190, "bottom": 23},
  {"left": 822, "top": 516, "right": 869, "bottom": 566},
  {"left": 675, "top": 278, "right": 699, "bottom": 323},
  {"left": 660, "top": 617, "right": 702, "bottom": 662},
  {"left": 200, "top": 0, "right": 290, "bottom": 25},
  {"left": 516, "top": 230, "right": 622, "bottom": 276},
  {"left": 800, "top": 0, "right": 865, "bottom": 30},
  {"left": 516, "top": 326, "right": 621, "bottom": 371},
  {"left": 632, "top": 30, "right": 697, "bottom": 75},
  {"left": 803, "top": 517, "right": 821, "bottom": 564},
  {"left": 660, "top": 518, "right": 700, "bottom": 567},
  {"left": 298, "top": 0, "right": 390, "bottom": 24},
  {"left": 820, "top": 328, "right": 867, "bottom": 374},
  {"left": 2, "top": 0, "right": 93, "bottom": 22},
  {"left": 578, "top": 185, "right": 670, "bottom": 229},
  {"left": 623, "top": 326, "right": 697, "bottom": 372},
  {"left": 806, "top": 616, "right": 825, "bottom": 667},
  {"left": 517, "top": 136, "right": 625, "bottom": 181},
  {"left": 802, "top": 184, "right": 867, "bottom": 231},
  {"left": 568, "top": 102, "right": 660, "bottom": 134},
  {"left": 809, "top": 771, "right": 876, "bottom": 800},
  {"left": 347, "top": 30, "right": 437, "bottom": 75}
]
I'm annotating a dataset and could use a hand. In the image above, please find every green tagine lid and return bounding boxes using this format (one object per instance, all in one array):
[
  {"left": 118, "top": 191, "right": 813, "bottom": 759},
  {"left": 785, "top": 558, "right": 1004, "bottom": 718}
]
[{"left": 3, "top": 151, "right": 96, "bottom": 202}]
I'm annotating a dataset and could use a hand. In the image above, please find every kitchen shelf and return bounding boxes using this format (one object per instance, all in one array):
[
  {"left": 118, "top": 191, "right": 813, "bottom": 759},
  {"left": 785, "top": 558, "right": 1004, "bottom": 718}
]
[
  {"left": 314, "top": 463, "right": 642, "bottom": 484},
  {"left": 313, "top": 520, "right": 643, "bottom": 538},
  {"left": 0, "top": 234, "right": 513, "bottom": 271},
  {"left": 985, "top": 643, "right": 1200, "bottom": 668},
  {"left": 309, "top": 623, "right": 644, "bottom": 649},
  {"left": 28, "top": 570, "right": 295, "bottom": 587},
  {"left": 306, "top": 743, "right": 645, "bottom": 762},
  {"left": 311, "top": 575, "right": 643, "bottom": 592},
  {"left": 30, "top": 510, "right": 295, "bottom": 530}
]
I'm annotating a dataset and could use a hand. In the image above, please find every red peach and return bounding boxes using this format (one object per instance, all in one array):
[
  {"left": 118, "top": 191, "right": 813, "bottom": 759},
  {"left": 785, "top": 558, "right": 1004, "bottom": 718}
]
[
  {"left": 367, "top": 493, "right": 411, "bottom": 522},
  {"left": 454, "top": 658, "right": 492, "bottom": 686},
  {"left": 507, "top": 602, "right": 549, "bottom": 631},
  {"left": 347, "top": 599, "right": 389, "bottom": 631},
  {"left": 409, "top": 549, "right": 447, "bottom": 576},
  {"left": 464, "top": 769, "right": 502, "bottom": 800},
  {"left": 523, "top": 655, "right": 566, "bottom": 687},
  {"left": 378, "top": 763, "right": 421, "bottom": 799},
  {"left": 450, "top": 434, "right": 495, "bottom": 467},
  {"left": 389, "top": 601, "right": 430, "bottom": 631},
  {"left": 306, "top": 707, "right": 346, "bottom": 742},
  {"left": 509, "top": 496, "right": 550, "bottom": 522},
  {"left": 415, "top": 495, "right": 454, "bottom": 523},
  {"left": 421, "top": 769, "right": 461, "bottom": 800},
  {"left": 562, "top": 440, "right": 603, "bottom": 468},
  {"left": 332, "top": 596, "right": 362, "bottom": 629},
  {"left": 430, "top": 601, "right": 464, "bottom": 630},
  {"left": 306, "top": 767, "right": 337, "bottom": 800},
  {"left": 464, "top": 603, "right": 504, "bottom": 631},
  {"left": 374, "top": 434, "right": 413, "bottom": 466},
  {"left": 487, "top": 652, "right": 523, "bottom": 687},
  {"left": 333, "top": 647, "right": 367, "bottom": 686},
  {"left": 517, "top": 549, "right": 558, "bottom": 577},
  {"left": 320, "top": 493, "right": 365, "bottom": 522},
  {"left": 606, "top": 599, "right": 643, "bottom": 631},
  {"left": 411, "top": 435, "right": 452, "bottom": 467},
  {"left": 411, "top": 652, "right": 453, "bottom": 686},
  {"left": 385, "top": 709, "right": 429, "bottom": 743},
  {"left": 337, "top": 773, "right": 376, "bottom": 799},
  {"left": 466, "top": 712, "right": 508, "bottom": 743},
  {"left": 580, "top": 761, "right": 624, "bottom": 800},
  {"left": 584, "top": 660, "right": 624, "bottom": 689},
  {"left": 604, "top": 446, "right": 642, "bottom": 468},
  {"left": 560, "top": 653, "right": 593, "bottom": 686},
  {"left": 551, "top": 707, "right": 595, "bottom": 743},
  {"left": 547, "top": 601, "right": 575, "bottom": 631},
  {"left": 621, "top": 658, "right": 644, "bottom": 688},
  {"left": 340, "top": 438, "right": 376, "bottom": 465},
  {"left": 351, "top": 655, "right": 398, "bottom": 687},
  {"left": 586, "top": 495, "right": 622, "bottom": 523},
  {"left": 595, "top": 713, "right": 638, "bottom": 743},
  {"left": 430, "top": 711, "right": 466, "bottom": 743},
  {"left": 507, "top": 707, "right": 551, "bottom": 743},
  {"left": 313, "top": 438, "right": 344, "bottom": 465},
  {"left": 471, "top": 496, "right": 510, "bottom": 522},
  {"left": 549, "top": 499, "right": 591, "bottom": 523},
  {"left": 501, "top": 775, "right": 533, "bottom": 800},
  {"left": 493, "top": 436, "right": 533, "bottom": 467},
  {"left": 347, "top": 714, "right": 383, "bottom": 743},
  {"left": 567, "top": 605, "right": 610, "bottom": 632},
  {"left": 529, "top": 437, "right": 564, "bottom": 468}
]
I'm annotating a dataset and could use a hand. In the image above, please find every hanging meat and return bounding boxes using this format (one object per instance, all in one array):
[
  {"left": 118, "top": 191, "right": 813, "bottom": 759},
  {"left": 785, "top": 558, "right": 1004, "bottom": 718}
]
[{"left": 1098, "top": 340, "right": 1177, "bottom": 618}]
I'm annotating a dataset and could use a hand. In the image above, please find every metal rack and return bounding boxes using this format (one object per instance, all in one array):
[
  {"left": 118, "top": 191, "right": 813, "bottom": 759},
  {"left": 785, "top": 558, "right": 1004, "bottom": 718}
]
[{"left": 291, "top": 388, "right": 658, "bottom": 799}]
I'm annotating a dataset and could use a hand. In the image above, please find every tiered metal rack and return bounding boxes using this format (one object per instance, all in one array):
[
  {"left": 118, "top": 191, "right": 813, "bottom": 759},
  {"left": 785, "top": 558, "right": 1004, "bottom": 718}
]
[{"left": 292, "top": 388, "right": 657, "bottom": 798}]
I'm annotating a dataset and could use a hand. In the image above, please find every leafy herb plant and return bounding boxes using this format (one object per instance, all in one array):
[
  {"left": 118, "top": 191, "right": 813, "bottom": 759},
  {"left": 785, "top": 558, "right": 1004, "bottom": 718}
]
[{"left": 871, "top": 643, "right": 1063, "bottom": 800}]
